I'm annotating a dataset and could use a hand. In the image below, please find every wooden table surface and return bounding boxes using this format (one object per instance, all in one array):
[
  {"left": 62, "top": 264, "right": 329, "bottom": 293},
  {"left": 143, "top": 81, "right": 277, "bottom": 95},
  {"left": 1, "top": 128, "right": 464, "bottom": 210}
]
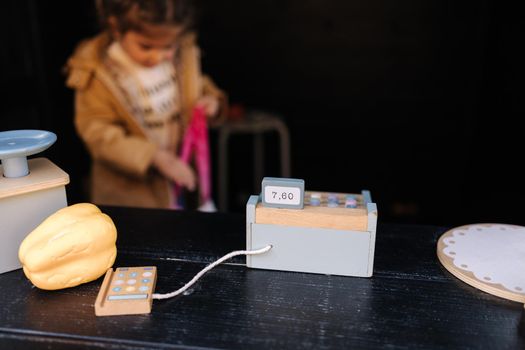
[{"left": 0, "top": 206, "right": 524, "bottom": 349}]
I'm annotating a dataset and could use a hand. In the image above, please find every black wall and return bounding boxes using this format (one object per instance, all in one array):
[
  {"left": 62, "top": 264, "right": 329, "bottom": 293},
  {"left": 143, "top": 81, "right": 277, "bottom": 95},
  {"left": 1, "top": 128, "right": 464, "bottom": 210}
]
[{"left": 1, "top": 1, "right": 523, "bottom": 226}]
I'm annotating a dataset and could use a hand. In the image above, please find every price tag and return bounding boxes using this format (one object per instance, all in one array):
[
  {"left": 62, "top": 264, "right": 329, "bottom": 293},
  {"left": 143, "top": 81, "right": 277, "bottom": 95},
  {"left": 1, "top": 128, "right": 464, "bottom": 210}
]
[{"left": 261, "top": 177, "right": 304, "bottom": 209}]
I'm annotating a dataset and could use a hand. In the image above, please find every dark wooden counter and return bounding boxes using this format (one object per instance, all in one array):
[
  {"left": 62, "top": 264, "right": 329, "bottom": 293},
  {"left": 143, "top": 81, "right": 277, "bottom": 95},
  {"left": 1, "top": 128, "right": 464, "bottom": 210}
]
[{"left": 1, "top": 206, "right": 524, "bottom": 349}]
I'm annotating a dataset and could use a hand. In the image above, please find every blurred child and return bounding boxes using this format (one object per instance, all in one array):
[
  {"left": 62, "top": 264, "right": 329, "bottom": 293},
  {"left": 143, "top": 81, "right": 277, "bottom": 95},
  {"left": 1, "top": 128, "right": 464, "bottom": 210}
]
[{"left": 65, "top": 0, "right": 226, "bottom": 210}]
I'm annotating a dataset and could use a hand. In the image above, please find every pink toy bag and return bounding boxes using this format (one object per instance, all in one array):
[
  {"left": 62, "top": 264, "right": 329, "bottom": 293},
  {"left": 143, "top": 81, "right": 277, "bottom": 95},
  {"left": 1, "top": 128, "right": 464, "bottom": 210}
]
[{"left": 173, "top": 106, "right": 212, "bottom": 209}]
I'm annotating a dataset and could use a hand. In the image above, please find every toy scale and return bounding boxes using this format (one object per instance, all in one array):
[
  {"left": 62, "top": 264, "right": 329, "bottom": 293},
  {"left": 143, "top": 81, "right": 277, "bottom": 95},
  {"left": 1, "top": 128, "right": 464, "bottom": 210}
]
[{"left": 0, "top": 130, "right": 69, "bottom": 274}]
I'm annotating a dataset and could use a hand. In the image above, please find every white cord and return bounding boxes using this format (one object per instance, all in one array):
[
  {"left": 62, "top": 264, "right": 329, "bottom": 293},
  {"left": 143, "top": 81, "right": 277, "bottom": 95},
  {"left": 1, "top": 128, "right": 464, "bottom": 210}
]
[{"left": 152, "top": 245, "right": 272, "bottom": 300}]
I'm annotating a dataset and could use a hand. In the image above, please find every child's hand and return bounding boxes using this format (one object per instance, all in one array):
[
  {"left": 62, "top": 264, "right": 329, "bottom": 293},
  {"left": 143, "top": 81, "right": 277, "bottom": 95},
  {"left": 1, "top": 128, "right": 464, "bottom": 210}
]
[
  {"left": 152, "top": 149, "right": 196, "bottom": 190},
  {"left": 196, "top": 95, "right": 220, "bottom": 118}
]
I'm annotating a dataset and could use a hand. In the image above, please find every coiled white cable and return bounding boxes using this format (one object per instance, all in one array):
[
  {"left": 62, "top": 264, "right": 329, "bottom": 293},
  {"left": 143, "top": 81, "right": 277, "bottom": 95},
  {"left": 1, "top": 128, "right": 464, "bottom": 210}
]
[{"left": 152, "top": 245, "right": 272, "bottom": 300}]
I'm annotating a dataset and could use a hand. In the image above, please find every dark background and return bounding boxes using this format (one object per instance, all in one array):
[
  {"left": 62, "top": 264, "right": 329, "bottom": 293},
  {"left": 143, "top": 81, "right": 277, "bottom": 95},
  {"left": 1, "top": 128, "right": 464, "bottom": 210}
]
[{"left": 1, "top": 0, "right": 523, "bottom": 227}]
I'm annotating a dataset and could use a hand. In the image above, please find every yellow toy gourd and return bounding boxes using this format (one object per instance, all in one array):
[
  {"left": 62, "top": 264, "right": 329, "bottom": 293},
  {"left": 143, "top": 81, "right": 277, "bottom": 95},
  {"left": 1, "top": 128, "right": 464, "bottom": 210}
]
[{"left": 18, "top": 203, "right": 117, "bottom": 290}]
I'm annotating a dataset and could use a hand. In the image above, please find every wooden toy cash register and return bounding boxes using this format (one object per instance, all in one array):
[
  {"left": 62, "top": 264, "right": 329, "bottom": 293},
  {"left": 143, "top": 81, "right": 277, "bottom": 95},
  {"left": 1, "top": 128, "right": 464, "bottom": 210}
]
[
  {"left": 246, "top": 177, "right": 378, "bottom": 277},
  {"left": 0, "top": 130, "right": 69, "bottom": 274}
]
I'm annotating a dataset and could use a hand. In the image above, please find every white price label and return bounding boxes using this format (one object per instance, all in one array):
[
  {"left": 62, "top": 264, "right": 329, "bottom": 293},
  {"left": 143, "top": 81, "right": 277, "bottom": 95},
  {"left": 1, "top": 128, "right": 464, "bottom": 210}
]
[{"left": 264, "top": 186, "right": 301, "bottom": 206}]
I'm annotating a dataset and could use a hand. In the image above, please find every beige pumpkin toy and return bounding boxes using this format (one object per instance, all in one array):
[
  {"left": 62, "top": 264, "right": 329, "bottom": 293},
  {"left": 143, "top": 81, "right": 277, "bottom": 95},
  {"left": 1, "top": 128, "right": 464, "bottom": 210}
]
[{"left": 18, "top": 203, "right": 117, "bottom": 290}]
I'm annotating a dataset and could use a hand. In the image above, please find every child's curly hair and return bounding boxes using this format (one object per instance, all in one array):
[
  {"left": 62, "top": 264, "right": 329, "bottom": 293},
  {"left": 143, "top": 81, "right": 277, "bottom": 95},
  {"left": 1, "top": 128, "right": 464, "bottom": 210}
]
[{"left": 96, "top": 0, "right": 195, "bottom": 34}]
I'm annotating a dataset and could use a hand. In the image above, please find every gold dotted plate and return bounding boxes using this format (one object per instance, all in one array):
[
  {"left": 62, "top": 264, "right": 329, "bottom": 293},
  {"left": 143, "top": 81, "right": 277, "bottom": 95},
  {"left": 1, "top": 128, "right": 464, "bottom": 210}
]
[{"left": 437, "top": 223, "right": 525, "bottom": 303}]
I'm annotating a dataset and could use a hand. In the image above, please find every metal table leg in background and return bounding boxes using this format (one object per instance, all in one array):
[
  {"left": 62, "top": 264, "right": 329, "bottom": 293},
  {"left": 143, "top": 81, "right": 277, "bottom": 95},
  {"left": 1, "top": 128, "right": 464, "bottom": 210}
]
[{"left": 215, "top": 112, "right": 291, "bottom": 212}]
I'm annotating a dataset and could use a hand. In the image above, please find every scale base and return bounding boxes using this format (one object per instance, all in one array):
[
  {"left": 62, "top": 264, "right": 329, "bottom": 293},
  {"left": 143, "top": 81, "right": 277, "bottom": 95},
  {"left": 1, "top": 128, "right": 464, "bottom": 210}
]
[{"left": 0, "top": 158, "right": 69, "bottom": 274}]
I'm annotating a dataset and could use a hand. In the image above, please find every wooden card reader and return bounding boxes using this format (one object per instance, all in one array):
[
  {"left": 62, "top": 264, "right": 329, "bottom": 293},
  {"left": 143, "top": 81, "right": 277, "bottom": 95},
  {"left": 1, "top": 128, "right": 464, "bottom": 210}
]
[
  {"left": 95, "top": 267, "right": 157, "bottom": 316},
  {"left": 0, "top": 130, "right": 69, "bottom": 274},
  {"left": 247, "top": 178, "right": 378, "bottom": 277}
]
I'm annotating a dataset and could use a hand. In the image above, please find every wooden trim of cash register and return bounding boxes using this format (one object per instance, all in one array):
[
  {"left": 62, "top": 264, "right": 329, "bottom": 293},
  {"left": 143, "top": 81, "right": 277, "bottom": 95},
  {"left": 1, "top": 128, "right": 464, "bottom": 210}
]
[{"left": 255, "top": 192, "right": 368, "bottom": 231}]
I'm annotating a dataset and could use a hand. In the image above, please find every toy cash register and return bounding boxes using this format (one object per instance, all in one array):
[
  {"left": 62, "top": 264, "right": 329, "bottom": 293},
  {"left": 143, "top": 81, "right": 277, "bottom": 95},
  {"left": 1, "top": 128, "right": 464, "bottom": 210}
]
[
  {"left": 246, "top": 177, "right": 378, "bottom": 277},
  {"left": 91, "top": 177, "right": 376, "bottom": 316}
]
